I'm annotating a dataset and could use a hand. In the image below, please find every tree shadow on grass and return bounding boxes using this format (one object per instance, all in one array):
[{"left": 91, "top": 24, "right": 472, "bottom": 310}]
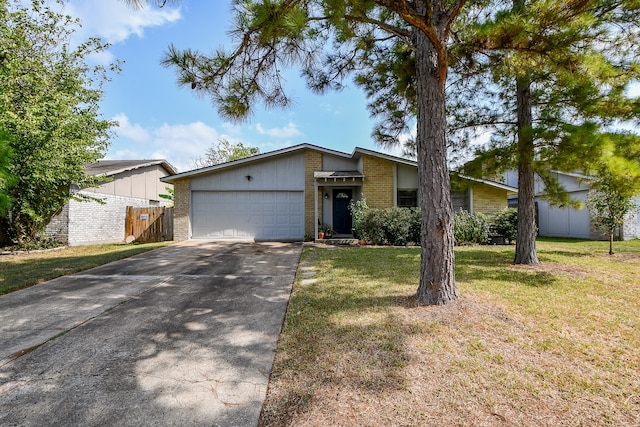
[
  {"left": 261, "top": 288, "right": 418, "bottom": 425},
  {"left": 261, "top": 245, "right": 574, "bottom": 424},
  {"left": 456, "top": 250, "right": 559, "bottom": 288},
  {"left": 319, "top": 246, "right": 559, "bottom": 291}
]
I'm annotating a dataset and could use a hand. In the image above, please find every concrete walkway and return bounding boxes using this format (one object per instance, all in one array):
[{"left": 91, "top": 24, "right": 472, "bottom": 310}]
[{"left": 0, "top": 241, "right": 302, "bottom": 426}]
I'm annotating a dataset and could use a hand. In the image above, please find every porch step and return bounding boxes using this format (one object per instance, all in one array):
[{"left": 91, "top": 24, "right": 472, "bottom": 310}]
[{"left": 316, "top": 238, "right": 360, "bottom": 246}]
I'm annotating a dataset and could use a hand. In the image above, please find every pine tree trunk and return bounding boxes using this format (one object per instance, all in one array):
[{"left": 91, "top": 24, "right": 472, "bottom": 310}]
[
  {"left": 514, "top": 74, "right": 540, "bottom": 265},
  {"left": 414, "top": 21, "right": 458, "bottom": 305}
]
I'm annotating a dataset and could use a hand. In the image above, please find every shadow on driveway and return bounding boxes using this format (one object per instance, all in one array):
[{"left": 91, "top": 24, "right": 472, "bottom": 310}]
[{"left": 0, "top": 241, "right": 302, "bottom": 426}]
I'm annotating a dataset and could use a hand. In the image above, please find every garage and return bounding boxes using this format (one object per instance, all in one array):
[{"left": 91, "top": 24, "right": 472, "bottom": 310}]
[
  {"left": 537, "top": 194, "right": 591, "bottom": 239},
  {"left": 191, "top": 191, "right": 304, "bottom": 240}
]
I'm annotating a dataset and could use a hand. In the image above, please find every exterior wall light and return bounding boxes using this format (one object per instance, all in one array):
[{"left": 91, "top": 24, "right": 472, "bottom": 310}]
[
  {"left": 324, "top": 193, "right": 329, "bottom": 199},
  {"left": 245, "top": 175, "right": 253, "bottom": 181}
]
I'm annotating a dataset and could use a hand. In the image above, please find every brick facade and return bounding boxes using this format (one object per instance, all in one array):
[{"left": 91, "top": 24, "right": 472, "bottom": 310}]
[
  {"left": 46, "top": 202, "right": 70, "bottom": 243},
  {"left": 46, "top": 191, "right": 167, "bottom": 246},
  {"left": 472, "top": 185, "right": 508, "bottom": 216},
  {"left": 173, "top": 178, "right": 191, "bottom": 242},
  {"left": 362, "top": 155, "right": 394, "bottom": 209},
  {"left": 304, "top": 150, "right": 322, "bottom": 235},
  {"left": 165, "top": 145, "right": 514, "bottom": 242}
]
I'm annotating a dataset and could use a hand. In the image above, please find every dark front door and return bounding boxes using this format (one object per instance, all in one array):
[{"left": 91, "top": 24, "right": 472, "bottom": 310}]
[{"left": 333, "top": 189, "right": 353, "bottom": 234}]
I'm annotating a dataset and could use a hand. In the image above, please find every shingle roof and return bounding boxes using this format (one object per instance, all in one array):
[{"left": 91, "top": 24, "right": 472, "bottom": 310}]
[
  {"left": 160, "top": 143, "right": 517, "bottom": 193},
  {"left": 85, "top": 160, "right": 176, "bottom": 177}
]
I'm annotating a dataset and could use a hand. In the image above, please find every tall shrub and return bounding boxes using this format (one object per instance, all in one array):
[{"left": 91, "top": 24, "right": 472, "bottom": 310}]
[
  {"left": 453, "top": 210, "right": 490, "bottom": 245},
  {"left": 491, "top": 208, "right": 518, "bottom": 244},
  {"left": 349, "top": 198, "right": 369, "bottom": 240}
]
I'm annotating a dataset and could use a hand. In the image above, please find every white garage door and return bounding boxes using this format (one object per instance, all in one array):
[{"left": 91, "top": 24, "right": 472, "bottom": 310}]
[{"left": 192, "top": 191, "right": 304, "bottom": 240}]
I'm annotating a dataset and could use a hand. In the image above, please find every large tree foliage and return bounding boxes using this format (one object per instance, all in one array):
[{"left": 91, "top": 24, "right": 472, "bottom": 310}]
[
  {"left": 193, "top": 139, "right": 260, "bottom": 168},
  {"left": 0, "top": 128, "right": 14, "bottom": 216},
  {"left": 154, "top": 0, "right": 470, "bottom": 305},
  {"left": 451, "top": 0, "right": 640, "bottom": 263},
  {"left": 356, "top": 0, "right": 640, "bottom": 264},
  {"left": 0, "top": 0, "right": 114, "bottom": 244}
]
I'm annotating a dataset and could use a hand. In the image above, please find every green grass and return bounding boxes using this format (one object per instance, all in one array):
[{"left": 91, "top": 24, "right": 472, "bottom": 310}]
[
  {"left": 0, "top": 242, "right": 172, "bottom": 295},
  {"left": 259, "top": 238, "right": 640, "bottom": 426}
]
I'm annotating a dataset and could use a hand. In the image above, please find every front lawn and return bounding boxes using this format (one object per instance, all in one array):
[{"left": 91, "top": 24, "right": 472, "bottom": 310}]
[
  {"left": 0, "top": 242, "right": 172, "bottom": 295},
  {"left": 259, "top": 238, "right": 640, "bottom": 426}
]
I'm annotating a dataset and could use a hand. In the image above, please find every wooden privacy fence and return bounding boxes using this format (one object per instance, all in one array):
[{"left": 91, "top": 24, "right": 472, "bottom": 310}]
[{"left": 125, "top": 206, "right": 174, "bottom": 243}]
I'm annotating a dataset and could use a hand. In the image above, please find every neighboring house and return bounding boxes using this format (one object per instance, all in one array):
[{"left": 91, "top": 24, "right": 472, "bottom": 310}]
[
  {"left": 46, "top": 160, "right": 176, "bottom": 246},
  {"left": 503, "top": 170, "right": 640, "bottom": 240},
  {"left": 161, "top": 144, "right": 517, "bottom": 242}
]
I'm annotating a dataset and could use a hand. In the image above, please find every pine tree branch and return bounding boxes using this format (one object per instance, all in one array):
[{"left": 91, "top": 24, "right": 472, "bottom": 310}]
[
  {"left": 344, "top": 14, "right": 412, "bottom": 40},
  {"left": 445, "top": 0, "right": 469, "bottom": 36}
]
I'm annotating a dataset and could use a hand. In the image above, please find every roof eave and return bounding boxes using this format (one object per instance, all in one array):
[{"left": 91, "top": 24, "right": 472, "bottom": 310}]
[
  {"left": 455, "top": 172, "right": 519, "bottom": 193},
  {"left": 91, "top": 160, "right": 177, "bottom": 177},
  {"left": 162, "top": 143, "right": 354, "bottom": 182}
]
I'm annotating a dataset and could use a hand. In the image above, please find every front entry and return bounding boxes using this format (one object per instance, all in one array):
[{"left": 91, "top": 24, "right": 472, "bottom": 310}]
[{"left": 332, "top": 189, "right": 353, "bottom": 234}]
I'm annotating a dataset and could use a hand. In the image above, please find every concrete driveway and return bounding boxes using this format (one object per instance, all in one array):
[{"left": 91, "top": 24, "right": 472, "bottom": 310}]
[{"left": 0, "top": 241, "right": 302, "bottom": 426}]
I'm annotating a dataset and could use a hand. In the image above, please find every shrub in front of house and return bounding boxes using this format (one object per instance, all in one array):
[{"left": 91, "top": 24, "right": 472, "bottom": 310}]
[
  {"left": 351, "top": 201, "right": 507, "bottom": 246},
  {"left": 491, "top": 208, "right": 518, "bottom": 244},
  {"left": 350, "top": 201, "right": 421, "bottom": 246},
  {"left": 381, "top": 207, "right": 415, "bottom": 246},
  {"left": 360, "top": 208, "right": 387, "bottom": 245},
  {"left": 408, "top": 207, "right": 422, "bottom": 245},
  {"left": 349, "top": 198, "right": 369, "bottom": 240},
  {"left": 453, "top": 210, "right": 491, "bottom": 245}
]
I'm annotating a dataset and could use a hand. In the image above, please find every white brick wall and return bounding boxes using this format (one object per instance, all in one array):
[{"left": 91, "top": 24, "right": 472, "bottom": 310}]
[
  {"left": 47, "top": 190, "right": 171, "bottom": 246},
  {"left": 45, "top": 203, "right": 69, "bottom": 243}
]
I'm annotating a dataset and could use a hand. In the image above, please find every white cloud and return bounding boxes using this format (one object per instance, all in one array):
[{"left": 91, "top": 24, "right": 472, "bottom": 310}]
[
  {"left": 64, "top": 0, "right": 181, "bottom": 45},
  {"left": 112, "top": 113, "right": 151, "bottom": 143},
  {"left": 256, "top": 122, "right": 303, "bottom": 138},
  {"left": 107, "top": 114, "right": 223, "bottom": 172},
  {"left": 108, "top": 115, "right": 303, "bottom": 173}
]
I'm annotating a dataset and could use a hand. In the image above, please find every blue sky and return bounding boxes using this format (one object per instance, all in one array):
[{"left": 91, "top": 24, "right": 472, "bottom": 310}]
[
  {"left": 65, "top": 0, "right": 392, "bottom": 172},
  {"left": 63, "top": 1, "right": 639, "bottom": 173}
]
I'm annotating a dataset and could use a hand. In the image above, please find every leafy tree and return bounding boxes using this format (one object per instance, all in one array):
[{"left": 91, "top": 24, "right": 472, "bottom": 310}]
[
  {"left": 587, "top": 175, "right": 638, "bottom": 255},
  {"left": 356, "top": 0, "right": 640, "bottom": 265},
  {"left": 0, "top": 0, "right": 115, "bottom": 244},
  {"left": 0, "top": 128, "right": 14, "bottom": 216},
  {"left": 159, "top": 187, "right": 174, "bottom": 207},
  {"left": 193, "top": 138, "right": 260, "bottom": 168},
  {"left": 586, "top": 132, "right": 640, "bottom": 254},
  {"left": 451, "top": 0, "right": 640, "bottom": 264},
  {"left": 138, "top": 0, "right": 471, "bottom": 305}
]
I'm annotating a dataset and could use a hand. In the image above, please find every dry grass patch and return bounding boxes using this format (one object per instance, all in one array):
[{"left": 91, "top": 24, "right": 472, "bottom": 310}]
[{"left": 259, "top": 240, "right": 640, "bottom": 426}]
